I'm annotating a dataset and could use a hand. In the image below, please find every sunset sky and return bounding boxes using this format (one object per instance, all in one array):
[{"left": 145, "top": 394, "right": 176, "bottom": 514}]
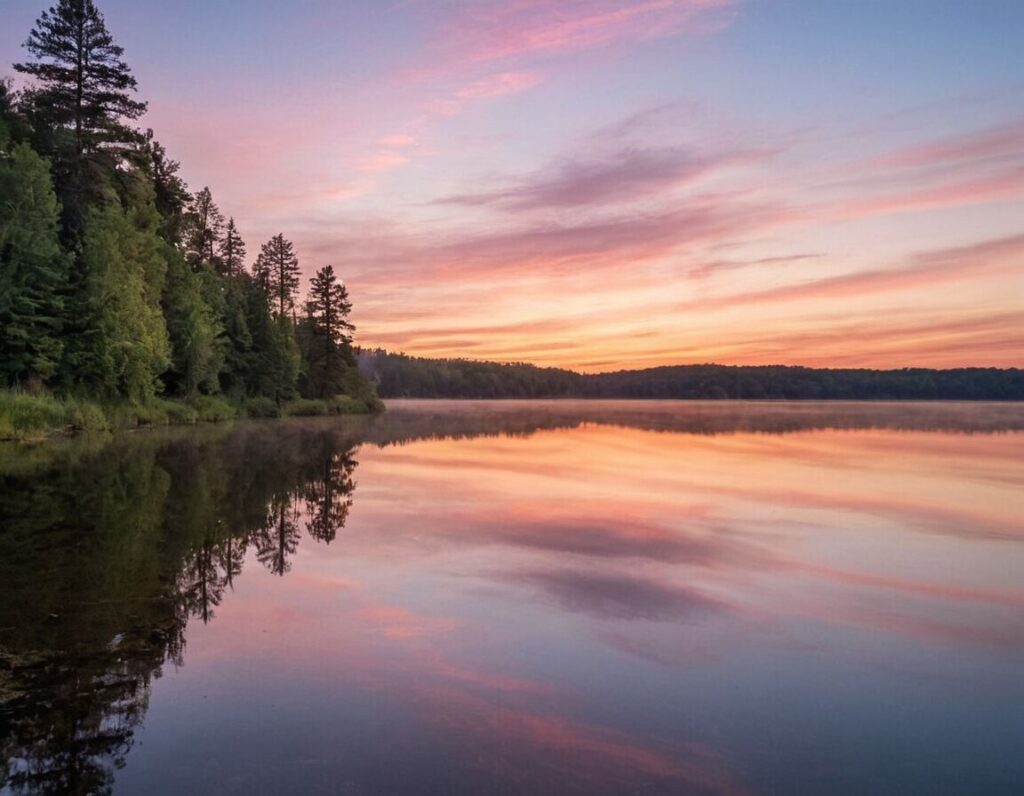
[{"left": 3, "top": 0, "right": 1022, "bottom": 371}]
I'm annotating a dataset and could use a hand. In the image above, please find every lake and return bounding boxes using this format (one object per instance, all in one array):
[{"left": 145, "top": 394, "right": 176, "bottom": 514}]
[{"left": 1, "top": 400, "right": 1022, "bottom": 795}]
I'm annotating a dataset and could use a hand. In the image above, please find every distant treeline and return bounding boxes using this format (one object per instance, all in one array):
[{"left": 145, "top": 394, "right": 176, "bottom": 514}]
[{"left": 358, "top": 351, "right": 1024, "bottom": 400}]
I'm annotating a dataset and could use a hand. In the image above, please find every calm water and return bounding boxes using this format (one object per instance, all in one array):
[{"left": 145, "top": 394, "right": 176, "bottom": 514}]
[{"left": 1, "top": 400, "right": 1022, "bottom": 795}]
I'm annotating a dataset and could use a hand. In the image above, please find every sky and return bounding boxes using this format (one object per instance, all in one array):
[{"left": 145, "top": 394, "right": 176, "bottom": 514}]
[{"left": 2, "top": 0, "right": 1022, "bottom": 371}]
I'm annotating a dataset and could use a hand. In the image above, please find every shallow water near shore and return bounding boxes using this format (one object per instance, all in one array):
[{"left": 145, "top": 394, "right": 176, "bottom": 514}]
[{"left": 2, "top": 400, "right": 1022, "bottom": 795}]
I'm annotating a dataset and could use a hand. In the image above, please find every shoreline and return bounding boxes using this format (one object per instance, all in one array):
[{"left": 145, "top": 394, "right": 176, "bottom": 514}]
[{"left": 0, "top": 391, "right": 384, "bottom": 443}]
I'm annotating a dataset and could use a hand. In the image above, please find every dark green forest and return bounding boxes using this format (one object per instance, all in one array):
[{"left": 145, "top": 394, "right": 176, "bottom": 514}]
[
  {"left": 359, "top": 350, "right": 1024, "bottom": 400},
  {"left": 0, "top": 0, "right": 380, "bottom": 439}
]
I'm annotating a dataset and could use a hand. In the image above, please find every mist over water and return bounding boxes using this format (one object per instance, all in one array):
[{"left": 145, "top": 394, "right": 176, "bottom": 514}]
[{"left": 2, "top": 401, "right": 1022, "bottom": 795}]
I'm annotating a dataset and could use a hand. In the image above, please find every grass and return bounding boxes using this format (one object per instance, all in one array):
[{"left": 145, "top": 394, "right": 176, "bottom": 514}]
[
  {"left": 0, "top": 391, "right": 75, "bottom": 440},
  {"left": 282, "top": 398, "right": 329, "bottom": 417},
  {"left": 1, "top": 385, "right": 383, "bottom": 442}
]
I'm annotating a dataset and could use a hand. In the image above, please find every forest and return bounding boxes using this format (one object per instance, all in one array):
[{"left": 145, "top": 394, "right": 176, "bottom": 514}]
[
  {"left": 359, "top": 350, "right": 1024, "bottom": 401},
  {"left": 0, "top": 0, "right": 381, "bottom": 440}
]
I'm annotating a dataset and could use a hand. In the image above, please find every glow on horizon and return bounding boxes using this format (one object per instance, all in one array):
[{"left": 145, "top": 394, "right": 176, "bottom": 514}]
[{"left": 2, "top": 0, "right": 1022, "bottom": 371}]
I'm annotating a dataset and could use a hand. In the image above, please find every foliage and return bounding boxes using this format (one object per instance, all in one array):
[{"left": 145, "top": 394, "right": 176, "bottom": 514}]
[
  {"left": 187, "top": 394, "right": 236, "bottom": 422},
  {"left": 300, "top": 264, "right": 355, "bottom": 399},
  {"left": 254, "top": 233, "right": 300, "bottom": 319},
  {"left": 328, "top": 395, "right": 369, "bottom": 415},
  {"left": 160, "top": 246, "right": 223, "bottom": 397},
  {"left": 243, "top": 396, "right": 281, "bottom": 418},
  {"left": 0, "top": 141, "right": 69, "bottom": 386},
  {"left": 64, "top": 201, "right": 171, "bottom": 402},
  {"left": 218, "top": 216, "right": 245, "bottom": 277},
  {"left": 15, "top": 0, "right": 148, "bottom": 238},
  {"left": 0, "top": 390, "right": 110, "bottom": 439},
  {"left": 283, "top": 398, "right": 329, "bottom": 417},
  {"left": 1, "top": 0, "right": 381, "bottom": 429},
  {"left": 183, "top": 186, "right": 223, "bottom": 269}
]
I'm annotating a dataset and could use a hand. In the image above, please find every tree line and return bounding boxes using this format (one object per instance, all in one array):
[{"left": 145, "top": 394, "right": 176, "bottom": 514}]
[
  {"left": 358, "top": 350, "right": 1024, "bottom": 400},
  {"left": 0, "top": 0, "right": 379, "bottom": 414}
]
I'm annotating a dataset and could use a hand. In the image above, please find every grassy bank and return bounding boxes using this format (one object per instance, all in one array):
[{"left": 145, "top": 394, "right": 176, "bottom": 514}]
[{"left": 0, "top": 390, "right": 384, "bottom": 442}]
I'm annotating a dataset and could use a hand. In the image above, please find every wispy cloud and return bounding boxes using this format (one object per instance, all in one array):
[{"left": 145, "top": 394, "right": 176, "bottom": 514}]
[
  {"left": 435, "top": 145, "right": 778, "bottom": 210},
  {"left": 455, "top": 70, "right": 543, "bottom": 98},
  {"left": 431, "top": 0, "right": 737, "bottom": 67}
]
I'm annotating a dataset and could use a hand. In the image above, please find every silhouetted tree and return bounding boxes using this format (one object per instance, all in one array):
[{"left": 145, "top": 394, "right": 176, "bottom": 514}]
[
  {"left": 218, "top": 217, "right": 246, "bottom": 277},
  {"left": 302, "top": 264, "right": 354, "bottom": 398},
  {"left": 254, "top": 234, "right": 300, "bottom": 319},
  {"left": 183, "top": 187, "right": 223, "bottom": 270}
]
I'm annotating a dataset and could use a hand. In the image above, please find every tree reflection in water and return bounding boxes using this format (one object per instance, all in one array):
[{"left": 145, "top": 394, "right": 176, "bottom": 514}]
[{"left": 0, "top": 423, "right": 361, "bottom": 795}]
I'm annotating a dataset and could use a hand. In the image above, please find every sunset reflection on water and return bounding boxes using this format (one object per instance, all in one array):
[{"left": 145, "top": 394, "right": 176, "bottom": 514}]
[{"left": 2, "top": 401, "right": 1021, "bottom": 795}]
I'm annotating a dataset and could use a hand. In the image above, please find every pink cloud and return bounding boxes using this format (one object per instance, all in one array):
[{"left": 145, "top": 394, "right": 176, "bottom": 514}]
[
  {"left": 869, "top": 118, "right": 1024, "bottom": 170},
  {"left": 436, "top": 0, "right": 737, "bottom": 67},
  {"left": 377, "top": 133, "right": 417, "bottom": 148},
  {"left": 356, "top": 151, "right": 410, "bottom": 172},
  {"left": 676, "top": 232, "right": 1024, "bottom": 311},
  {"left": 455, "top": 70, "right": 543, "bottom": 98},
  {"left": 434, "top": 145, "right": 779, "bottom": 210}
]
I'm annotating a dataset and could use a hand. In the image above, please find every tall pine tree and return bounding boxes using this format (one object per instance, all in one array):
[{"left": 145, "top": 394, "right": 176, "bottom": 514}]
[
  {"left": 254, "top": 234, "right": 300, "bottom": 319},
  {"left": 184, "top": 187, "right": 223, "bottom": 270},
  {"left": 218, "top": 217, "right": 246, "bottom": 277},
  {"left": 15, "top": 0, "right": 147, "bottom": 237},
  {"left": 302, "top": 265, "right": 354, "bottom": 399}
]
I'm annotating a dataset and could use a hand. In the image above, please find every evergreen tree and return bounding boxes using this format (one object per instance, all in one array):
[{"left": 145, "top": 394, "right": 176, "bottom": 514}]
[
  {"left": 183, "top": 187, "right": 223, "bottom": 269},
  {"left": 218, "top": 275, "right": 255, "bottom": 396},
  {"left": 15, "top": 0, "right": 147, "bottom": 237},
  {"left": 65, "top": 201, "right": 170, "bottom": 402},
  {"left": 254, "top": 234, "right": 300, "bottom": 318},
  {"left": 0, "top": 79, "right": 33, "bottom": 147},
  {"left": 302, "top": 264, "right": 354, "bottom": 399},
  {"left": 0, "top": 141, "right": 69, "bottom": 386},
  {"left": 257, "top": 317, "right": 300, "bottom": 404},
  {"left": 218, "top": 217, "right": 246, "bottom": 277},
  {"left": 160, "top": 245, "right": 223, "bottom": 397},
  {"left": 142, "top": 130, "right": 189, "bottom": 245}
]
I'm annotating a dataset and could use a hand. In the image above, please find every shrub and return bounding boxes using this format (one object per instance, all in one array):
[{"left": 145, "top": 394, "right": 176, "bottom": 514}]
[
  {"left": 131, "top": 402, "right": 171, "bottom": 427},
  {"left": 244, "top": 396, "right": 281, "bottom": 418},
  {"left": 327, "top": 395, "right": 368, "bottom": 415},
  {"left": 341, "top": 369, "right": 385, "bottom": 413},
  {"left": 161, "top": 401, "right": 199, "bottom": 425},
  {"left": 283, "top": 398, "right": 328, "bottom": 417},
  {"left": 64, "top": 398, "right": 111, "bottom": 432},
  {"left": 189, "top": 395, "right": 236, "bottom": 423}
]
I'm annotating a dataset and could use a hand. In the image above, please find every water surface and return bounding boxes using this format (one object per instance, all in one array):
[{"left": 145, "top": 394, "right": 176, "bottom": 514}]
[{"left": 1, "top": 400, "right": 1022, "bottom": 794}]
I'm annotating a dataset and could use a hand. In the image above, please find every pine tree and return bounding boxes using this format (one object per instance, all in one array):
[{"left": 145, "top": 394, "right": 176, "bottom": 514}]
[
  {"left": 254, "top": 234, "right": 300, "bottom": 319},
  {"left": 303, "top": 265, "right": 354, "bottom": 399},
  {"left": 184, "top": 187, "right": 223, "bottom": 269},
  {"left": 142, "top": 130, "right": 190, "bottom": 245},
  {"left": 15, "top": 0, "right": 147, "bottom": 237},
  {"left": 0, "top": 79, "right": 33, "bottom": 147},
  {"left": 0, "top": 142, "right": 70, "bottom": 386},
  {"left": 219, "top": 275, "right": 255, "bottom": 396},
  {"left": 218, "top": 217, "right": 246, "bottom": 277}
]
